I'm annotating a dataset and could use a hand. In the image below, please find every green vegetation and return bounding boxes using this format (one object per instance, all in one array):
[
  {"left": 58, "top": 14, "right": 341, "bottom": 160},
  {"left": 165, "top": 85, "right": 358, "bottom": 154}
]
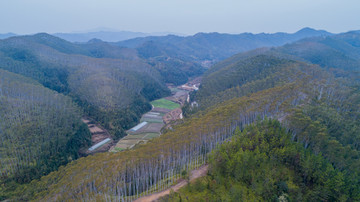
[
  {"left": 12, "top": 57, "right": 360, "bottom": 201},
  {"left": 186, "top": 32, "right": 360, "bottom": 116},
  {"left": 1, "top": 30, "right": 360, "bottom": 201},
  {"left": 166, "top": 120, "right": 356, "bottom": 201},
  {"left": 0, "top": 70, "right": 91, "bottom": 200},
  {"left": 0, "top": 33, "right": 172, "bottom": 140},
  {"left": 151, "top": 98, "right": 180, "bottom": 110}
]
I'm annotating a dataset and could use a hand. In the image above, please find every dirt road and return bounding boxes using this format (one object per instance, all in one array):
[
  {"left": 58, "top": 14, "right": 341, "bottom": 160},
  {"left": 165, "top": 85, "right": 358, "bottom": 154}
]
[{"left": 134, "top": 164, "right": 209, "bottom": 202}]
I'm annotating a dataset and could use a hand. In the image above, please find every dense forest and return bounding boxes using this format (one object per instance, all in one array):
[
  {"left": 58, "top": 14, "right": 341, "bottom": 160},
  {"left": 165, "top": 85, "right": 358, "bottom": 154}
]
[
  {"left": 0, "top": 29, "right": 359, "bottom": 201},
  {"left": 187, "top": 31, "right": 360, "bottom": 115},
  {"left": 0, "top": 70, "right": 91, "bottom": 200},
  {"left": 164, "top": 119, "right": 357, "bottom": 201},
  {"left": 0, "top": 33, "right": 173, "bottom": 139}
]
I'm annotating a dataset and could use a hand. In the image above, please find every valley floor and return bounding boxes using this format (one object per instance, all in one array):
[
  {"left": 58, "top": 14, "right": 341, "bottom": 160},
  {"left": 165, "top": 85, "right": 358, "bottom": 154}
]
[{"left": 110, "top": 78, "right": 201, "bottom": 152}]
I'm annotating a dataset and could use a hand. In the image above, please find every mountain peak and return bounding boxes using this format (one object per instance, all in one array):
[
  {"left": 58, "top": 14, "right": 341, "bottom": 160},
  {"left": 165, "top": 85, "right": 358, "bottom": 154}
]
[
  {"left": 295, "top": 27, "right": 332, "bottom": 36},
  {"left": 297, "top": 27, "right": 317, "bottom": 33},
  {"left": 87, "top": 38, "right": 104, "bottom": 43}
]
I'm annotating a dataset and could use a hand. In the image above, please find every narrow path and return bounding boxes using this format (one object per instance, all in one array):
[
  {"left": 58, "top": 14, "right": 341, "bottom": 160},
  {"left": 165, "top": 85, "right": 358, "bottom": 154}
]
[{"left": 134, "top": 165, "right": 209, "bottom": 202}]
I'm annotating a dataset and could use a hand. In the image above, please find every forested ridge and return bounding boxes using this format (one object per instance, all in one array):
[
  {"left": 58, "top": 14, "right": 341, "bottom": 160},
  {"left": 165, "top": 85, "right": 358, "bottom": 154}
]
[
  {"left": 188, "top": 32, "right": 360, "bottom": 115},
  {"left": 164, "top": 119, "right": 357, "bottom": 201},
  {"left": 116, "top": 27, "right": 331, "bottom": 63}
]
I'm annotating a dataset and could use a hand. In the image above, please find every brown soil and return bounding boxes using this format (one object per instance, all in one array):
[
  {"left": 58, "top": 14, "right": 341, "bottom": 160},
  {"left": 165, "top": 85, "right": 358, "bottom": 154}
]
[
  {"left": 163, "top": 108, "right": 183, "bottom": 124},
  {"left": 165, "top": 90, "right": 188, "bottom": 106},
  {"left": 134, "top": 164, "right": 209, "bottom": 202},
  {"left": 81, "top": 118, "right": 113, "bottom": 153}
]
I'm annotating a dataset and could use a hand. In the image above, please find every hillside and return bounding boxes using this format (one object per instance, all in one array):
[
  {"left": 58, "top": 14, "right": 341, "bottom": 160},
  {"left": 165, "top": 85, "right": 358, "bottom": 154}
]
[
  {"left": 189, "top": 31, "right": 360, "bottom": 113},
  {"left": 0, "top": 70, "right": 91, "bottom": 200},
  {"left": 9, "top": 47, "right": 359, "bottom": 200},
  {"left": 0, "top": 33, "right": 171, "bottom": 137},
  {"left": 276, "top": 32, "right": 360, "bottom": 72},
  {"left": 165, "top": 120, "right": 356, "bottom": 201}
]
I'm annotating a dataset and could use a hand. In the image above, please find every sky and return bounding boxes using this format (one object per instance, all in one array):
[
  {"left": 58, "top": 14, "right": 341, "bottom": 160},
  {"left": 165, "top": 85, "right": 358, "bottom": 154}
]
[{"left": 0, "top": 0, "right": 359, "bottom": 35}]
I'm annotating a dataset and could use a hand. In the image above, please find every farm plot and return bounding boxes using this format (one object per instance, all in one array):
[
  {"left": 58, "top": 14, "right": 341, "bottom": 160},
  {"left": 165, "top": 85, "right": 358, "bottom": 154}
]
[
  {"left": 142, "top": 133, "right": 161, "bottom": 140},
  {"left": 140, "top": 112, "right": 164, "bottom": 123},
  {"left": 152, "top": 107, "right": 172, "bottom": 114},
  {"left": 165, "top": 90, "right": 188, "bottom": 105},
  {"left": 111, "top": 133, "right": 160, "bottom": 152},
  {"left": 135, "top": 123, "right": 165, "bottom": 134},
  {"left": 150, "top": 98, "right": 180, "bottom": 110}
]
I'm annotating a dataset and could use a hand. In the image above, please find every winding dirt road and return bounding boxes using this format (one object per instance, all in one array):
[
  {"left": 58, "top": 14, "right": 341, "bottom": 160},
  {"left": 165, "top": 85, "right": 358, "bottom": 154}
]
[{"left": 134, "top": 165, "right": 209, "bottom": 202}]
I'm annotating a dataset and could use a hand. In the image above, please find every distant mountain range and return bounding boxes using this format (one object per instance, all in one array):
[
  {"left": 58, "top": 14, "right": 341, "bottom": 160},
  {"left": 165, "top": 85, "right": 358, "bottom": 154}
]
[
  {"left": 115, "top": 27, "right": 333, "bottom": 63},
  {"left": 0, "top": 31, "right": 184, "bottom": 42},
  {"left": 0, "top": 27, "right": 332, "bottom": 44},
  {"left": 52, "top": 31, "right": 183, "bottom": 42}
]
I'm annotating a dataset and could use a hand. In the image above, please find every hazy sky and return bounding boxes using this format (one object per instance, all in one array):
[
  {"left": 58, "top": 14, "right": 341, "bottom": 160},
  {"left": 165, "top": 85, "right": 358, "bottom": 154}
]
[{"left": 0, "top": 0, "right": 359, "bottom": 35}]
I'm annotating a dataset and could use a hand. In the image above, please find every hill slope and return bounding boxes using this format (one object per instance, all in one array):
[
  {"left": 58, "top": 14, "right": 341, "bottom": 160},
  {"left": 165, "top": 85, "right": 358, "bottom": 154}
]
[
  {"left": 0, "top": 70, "right": 91, "bottom": 200},
  {"left": 166, "top": 120, "right": 356, "bottom": 201},
  {"left": 0, "top": 33, "right": 170, "bottom": 137},
  {"left": 190, "top": 31, "right": 360, "bottom": 113}
]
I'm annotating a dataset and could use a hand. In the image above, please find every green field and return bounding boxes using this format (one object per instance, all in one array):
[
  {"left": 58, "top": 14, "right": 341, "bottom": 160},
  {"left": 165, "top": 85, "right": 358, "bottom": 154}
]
[{"left": 150, "top": 98, "right": 180, "bottom": 110}]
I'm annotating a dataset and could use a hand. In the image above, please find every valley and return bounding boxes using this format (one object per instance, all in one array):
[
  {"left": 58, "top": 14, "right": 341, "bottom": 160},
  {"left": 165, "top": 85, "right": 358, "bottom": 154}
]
[
  {"left": 110, "top": 78, "right": 200, "bottom": 152},
  {"left": 0, "top": 28, "right": 359, "bottom": 201}
]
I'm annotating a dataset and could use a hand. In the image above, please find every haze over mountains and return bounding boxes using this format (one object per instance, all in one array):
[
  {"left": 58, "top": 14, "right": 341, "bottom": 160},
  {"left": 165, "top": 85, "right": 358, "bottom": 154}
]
[
  {"left": 53, "top": 30, "right": 186, "bottom": 43},
  {"left": 0, "top": 27, "right": 359, "bottom": 201}
]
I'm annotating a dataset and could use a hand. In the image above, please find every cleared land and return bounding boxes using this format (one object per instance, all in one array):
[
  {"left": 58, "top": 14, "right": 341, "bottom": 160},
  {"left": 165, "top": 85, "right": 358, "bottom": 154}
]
[
  {"left": 82, "top": 118, "right": 113, "bottom": 153},
  {"left": 151, "top": 98, "right": 180, "bottom": 110}
]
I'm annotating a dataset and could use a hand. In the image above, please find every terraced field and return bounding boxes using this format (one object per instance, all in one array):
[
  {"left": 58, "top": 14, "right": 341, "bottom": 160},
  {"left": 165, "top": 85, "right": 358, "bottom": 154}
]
[
  {"left": 110, "top": 81, "right": 199, "bottom": 152},
  {"left": 110, "top": 100, "right": 175, "bottom": 152}
]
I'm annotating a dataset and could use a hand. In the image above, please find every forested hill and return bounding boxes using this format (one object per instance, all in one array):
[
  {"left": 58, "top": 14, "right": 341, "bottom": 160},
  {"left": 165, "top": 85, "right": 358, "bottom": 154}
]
[
  {"left": 190, "top": 31, "right": 360, "bottom": 113},
  {"left": 115, "top": 27, "right": 332, "bottom": 63},
  {"left": 165, "top": 119, "right": 357, "bottom": 201},
  {"left": 0, "top": 33, "right": 172, "bottom": 138},
  {"left": 0, "top": 69, "right": 91, "bottom": 200},
  {"left": 276, "top": 31, "right": 360, "bottom": 72}
]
